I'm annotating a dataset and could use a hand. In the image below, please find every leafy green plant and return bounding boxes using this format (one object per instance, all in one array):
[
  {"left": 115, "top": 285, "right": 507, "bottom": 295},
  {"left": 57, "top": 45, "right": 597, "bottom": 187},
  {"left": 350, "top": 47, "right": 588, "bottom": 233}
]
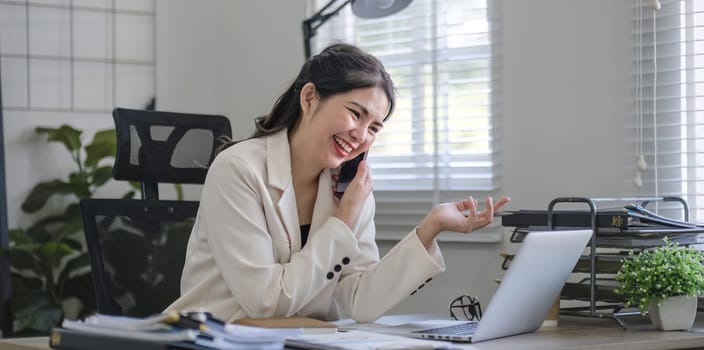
[
  {"left": 5, "top": 125, "right": 132, "bottom": 334},
  {"left": 615, "top": 237, "right": 704, "bottom": 314}
]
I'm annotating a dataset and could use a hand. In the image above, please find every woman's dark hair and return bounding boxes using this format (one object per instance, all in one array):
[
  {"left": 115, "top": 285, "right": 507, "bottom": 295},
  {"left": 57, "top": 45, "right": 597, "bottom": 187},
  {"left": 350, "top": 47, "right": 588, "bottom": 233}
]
[{"left": 254, "top": 43, "right": 395, "bottom": 138}]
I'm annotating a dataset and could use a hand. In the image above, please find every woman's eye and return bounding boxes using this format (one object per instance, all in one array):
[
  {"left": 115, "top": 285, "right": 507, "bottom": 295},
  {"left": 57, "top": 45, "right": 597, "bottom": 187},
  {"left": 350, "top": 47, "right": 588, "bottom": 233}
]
[
  {"left": 345, "top": 107, "right": 360, "bottom": 119},
  {"left": 369, "top": 126, "right": 380, "bottom": 134}
]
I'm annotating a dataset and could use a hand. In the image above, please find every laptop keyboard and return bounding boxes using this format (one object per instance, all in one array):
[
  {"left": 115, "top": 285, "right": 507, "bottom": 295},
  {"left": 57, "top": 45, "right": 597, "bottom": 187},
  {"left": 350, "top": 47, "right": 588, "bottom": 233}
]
[{"left": 412, "top": 322, "right": 479, "bottom": 336}]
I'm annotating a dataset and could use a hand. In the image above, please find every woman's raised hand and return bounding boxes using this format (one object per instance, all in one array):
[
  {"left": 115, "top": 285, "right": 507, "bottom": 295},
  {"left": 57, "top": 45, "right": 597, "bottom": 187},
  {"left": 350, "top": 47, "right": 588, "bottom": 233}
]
[{"left": 417, "top": 196, "right": 511, "bottom": 249}]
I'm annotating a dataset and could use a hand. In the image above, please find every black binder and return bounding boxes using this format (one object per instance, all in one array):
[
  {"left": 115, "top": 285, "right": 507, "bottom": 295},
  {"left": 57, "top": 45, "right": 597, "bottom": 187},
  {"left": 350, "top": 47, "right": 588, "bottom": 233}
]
[
  {"left": 49, "top": 328, "right": 215, "bottom": 350},
  {"left": 502, "top": 207, "right": 704, "bottom": 235},
  {"left": 501, "top": 209, "right": 630, "bottom": 229}
]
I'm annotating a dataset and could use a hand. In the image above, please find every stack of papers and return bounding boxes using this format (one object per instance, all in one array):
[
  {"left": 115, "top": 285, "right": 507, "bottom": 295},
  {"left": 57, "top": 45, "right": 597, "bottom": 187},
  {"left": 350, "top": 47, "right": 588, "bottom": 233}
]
[
  {"left": 231, "top": 316, "right": 338, "bottom": 334},
  {"left": 285, "top": 330, "right": 454, "bottom": 350},
  {"left": 52, "top": 313, "right": 298, "bottom": 350}
]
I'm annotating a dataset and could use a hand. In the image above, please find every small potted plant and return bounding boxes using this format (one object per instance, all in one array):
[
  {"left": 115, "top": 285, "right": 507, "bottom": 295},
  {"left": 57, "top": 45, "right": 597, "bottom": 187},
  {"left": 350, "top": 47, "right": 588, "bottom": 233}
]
[{"left": 615, "top": 237, "right": 704, "bottom": 330}]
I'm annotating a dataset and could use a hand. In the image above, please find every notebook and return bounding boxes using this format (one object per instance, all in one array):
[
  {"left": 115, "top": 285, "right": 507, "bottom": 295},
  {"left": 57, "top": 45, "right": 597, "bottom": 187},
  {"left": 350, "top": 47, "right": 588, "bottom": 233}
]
[{"left": 364, "top": 229, "right": 592, "bottom": 343}]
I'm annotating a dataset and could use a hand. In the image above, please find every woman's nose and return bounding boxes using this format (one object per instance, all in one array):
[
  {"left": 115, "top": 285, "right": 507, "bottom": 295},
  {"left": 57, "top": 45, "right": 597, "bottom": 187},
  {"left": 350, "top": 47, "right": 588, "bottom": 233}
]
[{"left": 349, "top": 126, "right": 366, "bottom": 143}]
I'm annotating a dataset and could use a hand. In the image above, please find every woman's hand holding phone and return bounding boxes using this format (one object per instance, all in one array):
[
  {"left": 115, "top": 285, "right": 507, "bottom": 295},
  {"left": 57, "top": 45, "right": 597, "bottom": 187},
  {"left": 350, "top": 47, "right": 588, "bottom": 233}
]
[
  {"left": 334, "top": 159, "right": 373, "bottom": 228},
  {"left": 335, "top": 152, "right": 367, "bottom": 197}
]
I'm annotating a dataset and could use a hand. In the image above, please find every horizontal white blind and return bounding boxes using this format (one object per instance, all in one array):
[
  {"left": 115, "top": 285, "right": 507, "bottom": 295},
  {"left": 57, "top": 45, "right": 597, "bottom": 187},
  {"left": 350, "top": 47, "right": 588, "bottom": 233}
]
[
  {"left": 312, "top": 0, "right": 502, "bottom": 238},
  {"left": 629, "top": 0, "right": 704, "bottom": 221}
]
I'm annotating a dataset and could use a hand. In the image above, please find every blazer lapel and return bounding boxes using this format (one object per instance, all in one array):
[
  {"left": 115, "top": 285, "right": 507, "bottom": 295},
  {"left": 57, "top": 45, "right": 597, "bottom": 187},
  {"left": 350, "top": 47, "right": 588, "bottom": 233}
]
[
  {"left": 265, "top": 130, "right": 338, "bottom": 254},
  {"left": 266, "top": 131, "right": 301, "bottom": 255}
]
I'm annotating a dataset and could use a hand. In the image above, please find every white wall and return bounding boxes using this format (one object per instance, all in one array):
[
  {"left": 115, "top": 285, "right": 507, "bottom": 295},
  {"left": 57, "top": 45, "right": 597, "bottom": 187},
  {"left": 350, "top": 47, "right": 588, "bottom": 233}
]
[
  {"left": 502, "top": 1, "right": 631, "bottom": 209},
  {"left": 157, "top": 0, "right": 634, "bottom": 315},
  {"left": 156, "top": 0, "right": 306, "bottom": 141}
]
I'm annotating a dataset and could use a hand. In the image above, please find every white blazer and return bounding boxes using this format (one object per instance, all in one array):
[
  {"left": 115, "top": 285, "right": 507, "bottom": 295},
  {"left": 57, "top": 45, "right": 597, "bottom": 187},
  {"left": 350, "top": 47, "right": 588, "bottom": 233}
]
[{"left": 166, "top": 129, "right": 446, "bottom": 322}]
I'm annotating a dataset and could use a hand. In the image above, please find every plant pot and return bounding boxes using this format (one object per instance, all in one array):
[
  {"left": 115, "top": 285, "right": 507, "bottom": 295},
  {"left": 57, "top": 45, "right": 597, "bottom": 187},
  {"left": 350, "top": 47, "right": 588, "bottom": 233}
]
[{"left": 647, "top": 295, "right": 698, "bottom": 331}]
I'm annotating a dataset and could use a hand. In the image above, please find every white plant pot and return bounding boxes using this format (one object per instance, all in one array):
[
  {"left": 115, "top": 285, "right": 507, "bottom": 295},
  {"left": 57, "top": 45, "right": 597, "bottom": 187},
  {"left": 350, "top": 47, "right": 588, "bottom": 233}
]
[{"left": 647, "top": 295, "right": 698, "bottom": 331}]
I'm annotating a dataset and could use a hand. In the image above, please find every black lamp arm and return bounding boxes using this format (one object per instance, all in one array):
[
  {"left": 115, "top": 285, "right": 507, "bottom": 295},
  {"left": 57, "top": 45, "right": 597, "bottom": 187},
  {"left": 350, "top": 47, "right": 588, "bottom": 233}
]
[{"left": 302, "top": 0, "right": 354, "bottom": 58}]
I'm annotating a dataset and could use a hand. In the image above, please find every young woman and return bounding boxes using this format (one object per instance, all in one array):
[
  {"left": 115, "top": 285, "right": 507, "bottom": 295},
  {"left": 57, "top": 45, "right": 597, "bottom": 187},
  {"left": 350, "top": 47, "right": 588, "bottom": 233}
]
[{"left": 166, "top": 43, "right": 510, "bottom": 323}]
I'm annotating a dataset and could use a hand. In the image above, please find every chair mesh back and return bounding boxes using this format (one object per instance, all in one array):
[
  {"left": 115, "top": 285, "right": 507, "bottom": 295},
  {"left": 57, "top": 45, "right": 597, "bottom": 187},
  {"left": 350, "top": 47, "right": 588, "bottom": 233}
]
[
  {"left": 80, "top": 199, "right": 198, "bottom": 317},
  {"left": 112, "top": 108, "right": 232, "bottom": 184}
]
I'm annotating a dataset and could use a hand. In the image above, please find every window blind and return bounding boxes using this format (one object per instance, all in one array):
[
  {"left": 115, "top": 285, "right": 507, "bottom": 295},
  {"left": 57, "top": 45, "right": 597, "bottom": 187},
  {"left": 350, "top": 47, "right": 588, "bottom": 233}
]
[
  {"left": 312, "top": 0, "right": 502, "bottom": 239},
  {"left": 629, "top": 0, "right": 704, "bottom": 221}
]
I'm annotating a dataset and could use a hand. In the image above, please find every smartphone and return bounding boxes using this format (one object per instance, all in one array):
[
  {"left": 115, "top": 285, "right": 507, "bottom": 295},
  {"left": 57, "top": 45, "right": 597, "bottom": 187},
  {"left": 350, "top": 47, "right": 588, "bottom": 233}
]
[{"left": 335, "top": 152, "right": 367, "bottom": 198}]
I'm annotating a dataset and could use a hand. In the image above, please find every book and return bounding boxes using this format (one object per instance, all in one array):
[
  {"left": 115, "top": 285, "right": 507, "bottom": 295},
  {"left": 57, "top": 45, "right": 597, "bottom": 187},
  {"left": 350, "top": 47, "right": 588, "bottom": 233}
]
[
  {"left": 232, "top": 317, "right": 337, "bottom": 334},
  {"left": 501, "top": 209, "right": 630, "bottom": 229}
]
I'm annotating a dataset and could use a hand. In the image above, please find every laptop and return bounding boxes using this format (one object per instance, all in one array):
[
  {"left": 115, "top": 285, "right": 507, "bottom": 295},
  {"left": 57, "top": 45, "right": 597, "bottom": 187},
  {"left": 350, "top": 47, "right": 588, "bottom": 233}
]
[{"left": 362, "top": 229, "right": 592, "bottom": 343}]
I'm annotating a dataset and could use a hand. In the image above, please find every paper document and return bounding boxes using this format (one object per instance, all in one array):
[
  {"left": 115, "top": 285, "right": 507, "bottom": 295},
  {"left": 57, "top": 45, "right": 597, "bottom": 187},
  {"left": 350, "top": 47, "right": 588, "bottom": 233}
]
[
  {"left": 62, "top": 318, "right": 198, "bottom": 342},
  {"left": 285, "top": 330, "right": 456, "bottom": 350}
]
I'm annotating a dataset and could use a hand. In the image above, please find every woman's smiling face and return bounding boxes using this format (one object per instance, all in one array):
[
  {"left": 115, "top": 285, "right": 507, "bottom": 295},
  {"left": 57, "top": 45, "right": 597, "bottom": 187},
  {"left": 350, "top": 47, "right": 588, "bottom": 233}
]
[{"left": 297, "top": 83, "right": 390, "bottom": 170}]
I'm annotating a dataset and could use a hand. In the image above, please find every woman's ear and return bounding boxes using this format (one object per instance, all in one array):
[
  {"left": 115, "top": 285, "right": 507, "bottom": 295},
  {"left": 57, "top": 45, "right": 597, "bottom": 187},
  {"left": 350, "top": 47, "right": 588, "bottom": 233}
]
[{"left": 299, "top": 82, "right": 318, "bottom": 116}]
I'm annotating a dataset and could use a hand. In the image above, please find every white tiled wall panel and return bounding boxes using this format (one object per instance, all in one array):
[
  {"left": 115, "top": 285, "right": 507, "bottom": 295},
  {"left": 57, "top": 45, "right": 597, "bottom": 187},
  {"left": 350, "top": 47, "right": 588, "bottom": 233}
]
[
  {"left": 115, "top": 13, "right": 154, "bottom": 62},
  {"left": 28, "top": 6, "right": 71, "bottom": 57},
  {"left": 114, "top": 0, "right": 154, "bottom": 13},
  {"left": 28, "top": 58, "right": 71, "bottom": 109},
  {"left": 73, "top": 9, "right": 113, "bottom": 59},
  {"left": 72, "top": 0, "right": 112, "bottom": 9},
  {"left": 0, "top": 4, "right": 27, "bottom": 55},
  {"left": 0, "top": 57, "right": 28, "bottom": 108},
  {"left": 27, "top": 0, "right": 71, "bottom": 6},
  {"left": 73, "top": 61, "right": 113, "bottom": 110},
  {"left": 1, "top": 0, "right": 154, "bottom": 112}
]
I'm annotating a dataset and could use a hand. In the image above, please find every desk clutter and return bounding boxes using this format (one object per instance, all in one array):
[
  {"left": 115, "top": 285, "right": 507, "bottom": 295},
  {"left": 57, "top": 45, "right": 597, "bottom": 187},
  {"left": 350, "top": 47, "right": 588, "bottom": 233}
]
[
  {"left": 49, "top": 312, "right": 298, "bottom": 350},
  {"left": 48, "top": 313, "right": 453, "bottom": 350},
  {"left": 500, "top": 196, "right": 704, "bottom": 328}
]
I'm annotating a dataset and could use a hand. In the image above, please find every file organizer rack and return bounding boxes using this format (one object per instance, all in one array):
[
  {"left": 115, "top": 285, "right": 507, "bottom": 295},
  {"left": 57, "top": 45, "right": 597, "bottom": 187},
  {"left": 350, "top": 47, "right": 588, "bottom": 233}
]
[{"left": 506, "top": 196, "right": 695, "bottom": 329}]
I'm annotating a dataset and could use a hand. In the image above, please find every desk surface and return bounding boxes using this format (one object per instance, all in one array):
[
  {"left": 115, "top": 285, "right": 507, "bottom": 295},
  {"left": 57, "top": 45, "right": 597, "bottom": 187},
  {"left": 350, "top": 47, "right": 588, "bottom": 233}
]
[
  {"left": 1, "top": 314, "right": 703, "bottom": 350},
  {"left": 465, "top": 315, "right": 704, "bottom": 350},
  {"left": 0, "top": 335, "right": 48, "bottom": 350}
]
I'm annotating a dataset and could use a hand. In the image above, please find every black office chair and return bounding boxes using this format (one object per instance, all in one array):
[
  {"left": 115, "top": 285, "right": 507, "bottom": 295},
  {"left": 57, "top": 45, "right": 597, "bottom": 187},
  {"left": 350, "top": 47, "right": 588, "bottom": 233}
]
[
  {"left": 79, "top": 199, "right": 198, "bottom": 317},
  {"left": 111, "top": 107, "right": 232, "bottom": 200},
  {"left": 80, "top": 108, "right": 232, "bottom": 317}
]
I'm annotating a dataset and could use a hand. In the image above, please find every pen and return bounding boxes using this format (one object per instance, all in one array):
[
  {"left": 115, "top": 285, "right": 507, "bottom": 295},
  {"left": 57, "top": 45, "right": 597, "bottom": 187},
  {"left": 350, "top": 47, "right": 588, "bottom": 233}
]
[
  {"left": 161, "top": 312, "right": 209, "bottom": 332},
  {"left": 184, "top": 311, "right": 227, "bottom": 333}
]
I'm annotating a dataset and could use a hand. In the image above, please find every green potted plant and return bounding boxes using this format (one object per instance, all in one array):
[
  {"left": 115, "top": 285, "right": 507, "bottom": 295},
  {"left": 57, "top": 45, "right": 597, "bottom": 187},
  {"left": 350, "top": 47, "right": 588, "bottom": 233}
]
[
  {"left": 615, "top": 237, "right": 704, "bottom": 330},
  {"left": 4, "top": 125, "right": 131, "bottom": 335}
]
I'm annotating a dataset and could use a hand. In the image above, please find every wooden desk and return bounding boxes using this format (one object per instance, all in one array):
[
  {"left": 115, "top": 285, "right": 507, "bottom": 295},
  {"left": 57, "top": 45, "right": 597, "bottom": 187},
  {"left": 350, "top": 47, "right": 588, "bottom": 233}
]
[
  {"left": 0, "top": 336, "right": 48, "bottom": 350},
  {"left": 462, "top": 315, "right": 704, "bottom": 350},
  {"left": 1, "top": 314, "right": 703, "bottom": 350}
]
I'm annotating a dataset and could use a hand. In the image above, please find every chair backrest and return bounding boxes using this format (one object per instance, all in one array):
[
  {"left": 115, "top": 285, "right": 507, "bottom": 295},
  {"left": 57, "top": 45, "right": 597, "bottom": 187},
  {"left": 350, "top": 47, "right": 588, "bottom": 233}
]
[
  {"left": 112, "top": 108, "right": 232, "bottom": 199},
  {"left": 80, "top": 198, "right": 199, "bottom": 317},
  {"left": 80, "top": 108, "right": 231, "bottom": 316}
]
